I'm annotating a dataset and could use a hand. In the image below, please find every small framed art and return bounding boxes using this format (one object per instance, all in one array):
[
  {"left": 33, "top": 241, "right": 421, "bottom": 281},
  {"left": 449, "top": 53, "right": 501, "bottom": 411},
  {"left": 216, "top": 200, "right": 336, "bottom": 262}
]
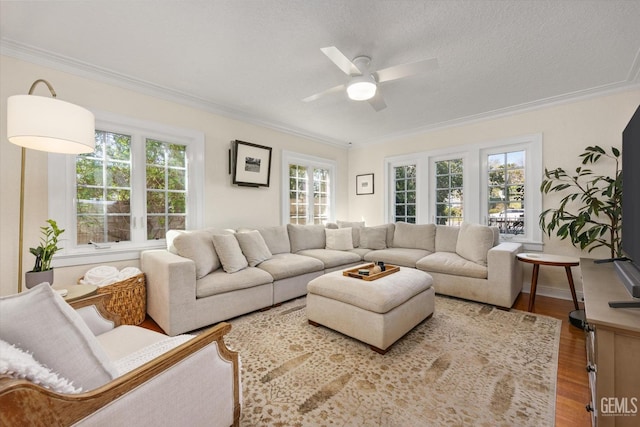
[
  {"left": 231, "top": 140, "right": 272, "bottom": 187},
  {"left": 356, "top": 173, "right": 374, "bottom": 195}
]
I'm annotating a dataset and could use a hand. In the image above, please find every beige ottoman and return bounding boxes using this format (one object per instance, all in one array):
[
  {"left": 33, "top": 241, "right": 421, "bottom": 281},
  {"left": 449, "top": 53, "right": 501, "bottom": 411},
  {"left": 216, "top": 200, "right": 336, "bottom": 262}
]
[{"left": 307, "top": 267, "right": 434, "bottom": 354}]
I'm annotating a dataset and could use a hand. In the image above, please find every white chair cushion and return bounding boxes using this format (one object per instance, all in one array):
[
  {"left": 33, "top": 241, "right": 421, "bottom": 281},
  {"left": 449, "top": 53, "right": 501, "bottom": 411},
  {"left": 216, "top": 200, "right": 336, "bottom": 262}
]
[
  {"left": 393, "top": 222, "right": 436, "bottom": 251},
  {"left": 0, "top": 284, "right": 117, "bottom": 391}
]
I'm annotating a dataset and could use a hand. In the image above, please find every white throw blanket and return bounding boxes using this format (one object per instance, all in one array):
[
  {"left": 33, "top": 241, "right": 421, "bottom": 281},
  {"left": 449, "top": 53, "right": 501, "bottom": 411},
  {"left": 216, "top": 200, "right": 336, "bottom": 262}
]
[{"left": 80, "top": 266, "right": 143, "bottom": 287}]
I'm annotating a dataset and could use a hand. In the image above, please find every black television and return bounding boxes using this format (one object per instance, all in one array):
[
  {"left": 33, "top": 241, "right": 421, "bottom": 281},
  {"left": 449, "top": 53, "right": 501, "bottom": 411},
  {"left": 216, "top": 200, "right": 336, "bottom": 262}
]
[{"left": 613, "top": 103, "right": 640, "bottom": 306}]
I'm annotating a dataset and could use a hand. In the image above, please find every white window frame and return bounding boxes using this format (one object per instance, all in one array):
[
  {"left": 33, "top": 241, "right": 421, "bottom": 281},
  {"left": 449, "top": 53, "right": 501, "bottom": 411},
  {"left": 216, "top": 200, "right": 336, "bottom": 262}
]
[
  {"left": 281, "top": 151, "right": 337, "bottom": 225},
  {"left": 385, "top": 134, "right": 543, "bottom": 250},
  {"left": 48, "top": 111, "right": 205, "bottom": 267},
  {"left": 384, "top": 155, "right": 427, "bottom": 224}
]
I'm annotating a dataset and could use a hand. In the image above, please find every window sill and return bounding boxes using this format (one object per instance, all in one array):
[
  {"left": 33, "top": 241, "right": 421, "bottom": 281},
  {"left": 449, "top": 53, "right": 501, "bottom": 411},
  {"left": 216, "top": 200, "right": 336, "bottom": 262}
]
[
  {"left": 52, "top": 242, "right": 166, "bottom": 268},
  {"left": 499, "top": 236, "right": 543, "bottom": 252}
]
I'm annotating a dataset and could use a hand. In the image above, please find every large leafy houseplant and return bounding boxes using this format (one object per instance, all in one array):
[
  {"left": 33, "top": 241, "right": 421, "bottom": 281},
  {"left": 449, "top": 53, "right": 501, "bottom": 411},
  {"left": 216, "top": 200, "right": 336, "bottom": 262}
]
[
  {"left": 539, "top": 145, "right": 622, "bottom": 259},
  {"left": 29, "top": 219, "right": 65, "bottom": 272}
]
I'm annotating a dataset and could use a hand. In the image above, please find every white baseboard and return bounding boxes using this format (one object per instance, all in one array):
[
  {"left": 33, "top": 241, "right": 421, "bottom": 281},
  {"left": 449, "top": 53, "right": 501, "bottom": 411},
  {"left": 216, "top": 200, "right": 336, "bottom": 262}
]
[{"left": 521, "top": 282, "right": 584, "bottom": 304}]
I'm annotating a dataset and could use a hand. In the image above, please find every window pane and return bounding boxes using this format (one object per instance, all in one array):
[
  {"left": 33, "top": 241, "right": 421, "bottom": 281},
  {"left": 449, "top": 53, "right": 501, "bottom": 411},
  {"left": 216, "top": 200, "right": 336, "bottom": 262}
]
[
  {"left": 393, "top": 164, "right": 417, "bottom": 223},
  {"left": 145, "top": 139, "right": 188, "bottom": 237},
  {"left": 76, "top": 130, "right": 132, "bottom": 244},
  {"left": 435, "top": 159, "right": 464, "bottom": 226},
  {"left": 488, "top": 151, "right": 525, "bottom": 235}
]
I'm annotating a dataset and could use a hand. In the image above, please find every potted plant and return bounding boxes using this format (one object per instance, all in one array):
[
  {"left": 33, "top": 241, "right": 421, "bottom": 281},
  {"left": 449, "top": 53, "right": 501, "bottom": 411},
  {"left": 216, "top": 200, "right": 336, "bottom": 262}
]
[
  {"left": 25, "top": 219, "right": 65, "bottom": 289},
  {"left": 539, "top": 145, "right": 622, "bottom": 259}
]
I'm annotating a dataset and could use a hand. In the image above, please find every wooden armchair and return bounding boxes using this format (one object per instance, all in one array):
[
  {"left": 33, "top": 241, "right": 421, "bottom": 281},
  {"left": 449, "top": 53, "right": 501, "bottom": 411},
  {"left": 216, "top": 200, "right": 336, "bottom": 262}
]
[{"left": 0, "top": 292, "right": 240, "bottom": 427}]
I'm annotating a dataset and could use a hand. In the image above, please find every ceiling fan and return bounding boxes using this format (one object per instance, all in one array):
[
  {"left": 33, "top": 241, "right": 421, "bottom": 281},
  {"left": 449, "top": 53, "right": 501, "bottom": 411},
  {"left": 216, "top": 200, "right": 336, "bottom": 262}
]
[{"left": 303, "top": 46, "right": 438, "bottom": 111}]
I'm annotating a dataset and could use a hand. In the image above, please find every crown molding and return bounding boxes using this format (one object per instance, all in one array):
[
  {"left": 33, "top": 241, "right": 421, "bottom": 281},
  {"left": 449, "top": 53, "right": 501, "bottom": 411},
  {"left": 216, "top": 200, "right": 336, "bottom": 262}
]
[
  {"left": 3, "top": 38, "right": 638, "bottom": 151},
  {"left": 0, "top": 39, "right": 349, "bottom": 149},
  {"left": 356, "top": 81, "right": 640, "bottom": 147}
]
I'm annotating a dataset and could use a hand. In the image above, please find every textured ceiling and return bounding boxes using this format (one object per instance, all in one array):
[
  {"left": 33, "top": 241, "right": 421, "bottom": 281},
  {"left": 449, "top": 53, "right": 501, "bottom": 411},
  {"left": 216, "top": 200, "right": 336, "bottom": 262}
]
[{"left": 1, "top": 0, "right": 639, "bottom": 147}]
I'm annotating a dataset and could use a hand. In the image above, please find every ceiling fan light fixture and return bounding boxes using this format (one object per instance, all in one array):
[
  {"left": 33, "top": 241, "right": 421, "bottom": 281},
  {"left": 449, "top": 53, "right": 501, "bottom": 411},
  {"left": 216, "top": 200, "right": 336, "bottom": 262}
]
[{"left": 347, "top": 75, "right": 377, "bottom": 101}]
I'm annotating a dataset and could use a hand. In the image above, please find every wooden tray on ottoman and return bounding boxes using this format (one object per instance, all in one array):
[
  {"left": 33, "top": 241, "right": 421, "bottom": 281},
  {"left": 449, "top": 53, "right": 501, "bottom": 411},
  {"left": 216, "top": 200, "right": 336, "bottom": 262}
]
[{"left": 343, "top": 263, "right": 400, "bottom": 281}]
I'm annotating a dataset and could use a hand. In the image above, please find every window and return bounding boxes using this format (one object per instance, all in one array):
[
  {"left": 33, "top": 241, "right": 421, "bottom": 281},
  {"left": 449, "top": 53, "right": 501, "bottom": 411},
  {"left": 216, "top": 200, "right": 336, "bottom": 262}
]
[
  {"left": 487, "top": 150, "right": 525, "bottom": 235},
  {"left": 434, "top": 158, "right": 463, "bottom": 226},
  {"left": 394, "top": 164, "right": 417, "bottom": 223},
  {"left": 385, "top": 134, "right": 542, "bottom": 249},
  {"left": 282, "top": 151, "right": 336, "bottom": 225},
  {"left": 49, "top": 112, "right": 204, "bottom": 266}
]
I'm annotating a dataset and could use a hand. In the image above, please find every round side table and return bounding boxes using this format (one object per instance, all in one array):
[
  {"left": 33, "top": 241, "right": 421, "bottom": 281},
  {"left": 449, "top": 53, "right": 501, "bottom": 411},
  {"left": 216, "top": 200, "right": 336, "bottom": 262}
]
[{"left": 516, "top": 253, "right": 580, "bottom": 312}]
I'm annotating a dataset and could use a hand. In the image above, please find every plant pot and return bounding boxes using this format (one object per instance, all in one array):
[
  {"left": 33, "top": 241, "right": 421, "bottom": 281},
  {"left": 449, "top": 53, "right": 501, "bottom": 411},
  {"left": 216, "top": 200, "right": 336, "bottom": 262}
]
[{"left": 25, "top": 269, "right": 54, "bottom": 289}]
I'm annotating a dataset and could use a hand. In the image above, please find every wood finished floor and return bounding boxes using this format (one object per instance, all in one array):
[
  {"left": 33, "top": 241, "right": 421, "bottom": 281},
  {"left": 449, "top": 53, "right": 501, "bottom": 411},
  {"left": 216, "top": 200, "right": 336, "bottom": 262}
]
[{"left": 141, "top": 292, "right": 591, "bottom": 426}]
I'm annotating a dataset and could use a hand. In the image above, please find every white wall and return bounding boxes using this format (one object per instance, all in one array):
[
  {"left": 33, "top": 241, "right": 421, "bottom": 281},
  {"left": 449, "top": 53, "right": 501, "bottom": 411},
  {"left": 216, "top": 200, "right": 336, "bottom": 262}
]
[
  {"left": 346, "top": 89, "right": 640, "bottom": 298},
  {"left": 2, "top": 54, "right": 639, "bottom": 300},
  {"left": 0, "top": 55, "right": 349, "bottom": 295}
]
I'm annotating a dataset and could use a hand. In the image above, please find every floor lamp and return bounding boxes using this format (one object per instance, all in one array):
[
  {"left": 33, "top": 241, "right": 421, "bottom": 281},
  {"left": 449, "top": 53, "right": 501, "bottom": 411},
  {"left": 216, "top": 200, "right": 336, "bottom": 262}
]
[{"left": 6, "top": 79, "right": 95, "bottom": 293}]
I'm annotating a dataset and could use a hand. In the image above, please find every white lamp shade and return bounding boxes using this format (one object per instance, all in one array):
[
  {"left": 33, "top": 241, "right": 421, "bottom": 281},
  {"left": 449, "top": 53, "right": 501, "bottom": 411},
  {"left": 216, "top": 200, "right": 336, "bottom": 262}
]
[
  {"left": 7, "top": 95, "right": 95, "bottom": 154},
  {"left": 346, "top": 75, "right": 377, "bottom": 101}
]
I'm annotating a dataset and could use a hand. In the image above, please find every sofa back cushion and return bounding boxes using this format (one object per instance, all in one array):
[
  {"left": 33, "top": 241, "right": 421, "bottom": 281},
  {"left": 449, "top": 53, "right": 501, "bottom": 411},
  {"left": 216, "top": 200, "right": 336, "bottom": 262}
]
[
  {"left": 393, "top": 222, "right": 436, "bottom": 251},
  {"left": 336, "top": 220, "right": 365, "bottom": 247},
  {"left": 256, "top": 225, "right": 291, "bottom": 255},
  {"left": 359, "top": 226, "right": 388, "bottom": 250},
  {"left": 0, "top": 284, "right": 117, "bottom": 391},
  {"left": 325, "top": 228, "right": 354, "bottom": 251},
  {"left": 235, "top": 230, "right": 273, "bottom": 267},
  {"left": 455, "top": 222, "right": 495, "bottom": 266},
  {"left": 287, "top": 224, "right": 326, "bottom": 253},
  {"left": 172, "top": 230, "right": 220, "bottom": 279},
  {"left": 212, "top": 234, "right": 249, "bottom": 273},
  {"left": 435, "top": 225, "right": 460, "bottom": 252}
]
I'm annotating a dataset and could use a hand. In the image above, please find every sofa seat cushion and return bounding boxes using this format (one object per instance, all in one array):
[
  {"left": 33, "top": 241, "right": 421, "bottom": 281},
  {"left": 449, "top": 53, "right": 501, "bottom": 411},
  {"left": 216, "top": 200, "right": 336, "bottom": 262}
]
[
  {"left": 416, "top": 252, "right": 488, "bottom": 279},
  {"left": 257, "top": 253, "right": 324, "bottom": 280},
  {"left": 348, "top": 248, "right": 371, "bottom": 258},
  {"left": 297, "top": 248, "right": 362, "bottom": 269},
  {"left": 196, "top": 267, "right": 273, "bottom": 298},
  {"left": 364, "top": 248, "right": 431, "bottom": 268}
]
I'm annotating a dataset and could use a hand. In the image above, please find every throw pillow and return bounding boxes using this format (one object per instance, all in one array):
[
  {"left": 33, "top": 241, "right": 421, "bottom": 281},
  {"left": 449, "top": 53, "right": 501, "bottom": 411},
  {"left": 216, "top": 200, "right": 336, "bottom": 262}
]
[
  {"left": 325, "top": 228, "right": 354, "bottom": 251},
  {"left": 455, "top": 222, "right": 495, "bottom": 266},
  {"left": 0, "top": 339, "right": 82, "bottom": 394},
  {"left": 337, "top": 220, "right": 365, "bottom": 247},
  {"left": 235, "top": 230, "right": 273, "bottom": 267},
  {"left": 0, "top": 283, "right": 117, "bottom": 391},
  {"left": 359, "top": 227, "right": 387, "bottom": 250},
  {"left": 392, "top": 222, "right": 436, "bottom": 251},
  {"left": 173, "top": 230, "right": 221, "bottom": 279},
  {"left": 212, "top": 234, "right": 249, "bottom": 273}
]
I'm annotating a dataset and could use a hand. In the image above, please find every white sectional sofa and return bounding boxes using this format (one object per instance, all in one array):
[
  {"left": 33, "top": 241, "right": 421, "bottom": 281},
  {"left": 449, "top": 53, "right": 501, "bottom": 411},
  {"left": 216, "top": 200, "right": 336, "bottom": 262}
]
[{"left": 141, "top": 221, "right": 523, "bottom": 336}]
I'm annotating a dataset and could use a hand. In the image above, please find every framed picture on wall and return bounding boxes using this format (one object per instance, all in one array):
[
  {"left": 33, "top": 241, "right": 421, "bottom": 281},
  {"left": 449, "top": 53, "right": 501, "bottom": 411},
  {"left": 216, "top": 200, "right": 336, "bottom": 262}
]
[
  {"left": 356, "top": 173, "right": 374, "bottom": 195},
  {"left": 231, "top": 140, "right": 272, "bottom": 187}
]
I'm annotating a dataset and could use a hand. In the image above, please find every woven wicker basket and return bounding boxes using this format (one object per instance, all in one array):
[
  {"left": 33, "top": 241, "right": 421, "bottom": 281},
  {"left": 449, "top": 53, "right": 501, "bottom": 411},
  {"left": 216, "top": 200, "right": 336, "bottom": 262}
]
[{"left": 82, "top": 273, "right": 147, "bottom": 325}]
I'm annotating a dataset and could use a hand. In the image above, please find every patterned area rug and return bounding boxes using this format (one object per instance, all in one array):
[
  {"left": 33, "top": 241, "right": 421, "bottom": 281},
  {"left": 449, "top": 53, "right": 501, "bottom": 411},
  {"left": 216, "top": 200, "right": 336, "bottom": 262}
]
[{"left": 224, "top": 295, "right": 561, "bottom": 427}]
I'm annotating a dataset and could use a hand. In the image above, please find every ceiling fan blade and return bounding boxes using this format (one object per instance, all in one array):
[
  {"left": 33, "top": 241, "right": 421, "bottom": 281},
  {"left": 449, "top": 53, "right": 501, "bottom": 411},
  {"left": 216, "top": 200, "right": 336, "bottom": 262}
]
[
  {"left": 368, "top": 91, "right": 387, "bottom": 112},
  {"left": 375, "top": 57, "right": 438, "bottom": 83},
  {"left": 321, "top": 46, "right": 361, "bottom": 76},
  {"left": 302, "top": 84, "right": 345, "bottom": 103}
]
